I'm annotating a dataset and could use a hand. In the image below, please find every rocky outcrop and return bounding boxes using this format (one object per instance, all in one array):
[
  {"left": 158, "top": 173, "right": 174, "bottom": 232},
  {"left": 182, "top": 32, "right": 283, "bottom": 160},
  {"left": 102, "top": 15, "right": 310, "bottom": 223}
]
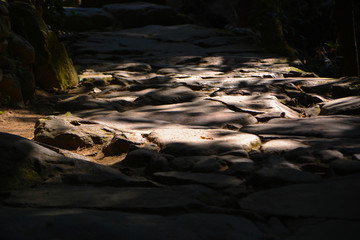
[
  {"left": 9, "top": 1, "right": 78, "bottom": 90},
  {"left": 0, "top": 1, "right": 78, "bottom": 106},
  {"left": 63, "top": 7, "right": 114, "bottom": 32},
  {"left": 2, "top": 2, "right": 360, "bottom": 238}
]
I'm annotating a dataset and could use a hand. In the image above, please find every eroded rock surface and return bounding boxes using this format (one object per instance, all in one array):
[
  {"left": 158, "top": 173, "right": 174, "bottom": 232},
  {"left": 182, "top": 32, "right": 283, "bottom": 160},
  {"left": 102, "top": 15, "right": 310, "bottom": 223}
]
[{"left": 2, "top": 1, "right": 360, "bottom": 239}]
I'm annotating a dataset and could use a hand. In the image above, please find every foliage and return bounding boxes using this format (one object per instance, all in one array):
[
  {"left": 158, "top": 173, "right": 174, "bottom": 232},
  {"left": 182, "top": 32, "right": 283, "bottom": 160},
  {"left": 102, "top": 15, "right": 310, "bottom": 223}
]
[{"left": 234, "top": 0, "right": 360, "bottom": 77}]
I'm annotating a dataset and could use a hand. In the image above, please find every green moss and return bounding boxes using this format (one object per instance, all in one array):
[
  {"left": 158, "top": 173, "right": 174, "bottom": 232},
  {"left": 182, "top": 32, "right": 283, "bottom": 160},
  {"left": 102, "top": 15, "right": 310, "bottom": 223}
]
[
  {"left": 1, "top": 167, "right": 43, "bottom": 191},
  {"left": 44, "top": 31, "right": 78, "bottom": 90},
  {"left": 9, "top": 2, "right": 78, "bottom": 90},
  {"left": 62, "top": 111, "right": 72, "bottom": 116}
]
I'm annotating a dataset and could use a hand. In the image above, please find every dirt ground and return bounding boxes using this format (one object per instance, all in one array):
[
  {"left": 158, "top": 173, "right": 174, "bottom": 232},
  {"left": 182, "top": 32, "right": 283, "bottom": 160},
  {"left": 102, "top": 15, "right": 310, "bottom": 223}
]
[{"left": 0, "top": 108, "right": 45, "bottom": 140}]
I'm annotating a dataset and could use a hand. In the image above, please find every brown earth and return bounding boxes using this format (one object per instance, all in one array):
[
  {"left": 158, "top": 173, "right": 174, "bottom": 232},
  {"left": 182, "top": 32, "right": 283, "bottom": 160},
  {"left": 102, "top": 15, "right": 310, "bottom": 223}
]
[{"left": 0, "top": 108, "right": 44, "bottom": 140}]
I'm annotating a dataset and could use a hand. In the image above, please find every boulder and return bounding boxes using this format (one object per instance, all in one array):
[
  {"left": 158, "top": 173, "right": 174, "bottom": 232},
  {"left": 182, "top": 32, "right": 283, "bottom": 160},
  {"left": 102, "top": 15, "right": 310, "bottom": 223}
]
[
  {"left": 134, "top": 86, "right": 198, "bottom": 106},
  {"left": 207, "top": 95, "right": 299, "bottom": 118},
  {"left": 103, "top": 2, "right": 188, "bottom": 28},
  {"left": 169, "top": 156, "right": 213, "bottom": 171},
  {"left": 147, "top": 128, "right": 261, "bottom": 156},
  {"left": 7, "top": 32, "right": 35, "bottom": 65},
  {"left": 0, "top": 73, "right": 24, "bottom": 106},
  {"left": 285, "top": 220, "right": 360, "bottom": 240},
  {"left": 330, "top": 160, "right": 360, "bottom": 174},
  {"left": 0, "top": 208, "right": 267, "bottom": 240},
  {"left": 241, "top": 116, "right": 360, "bottom": 138},
  {"left": 223, "top": 159, "right": 255, "bottom": 177},
  {"left": 9, "top": 2, "right": 78, "bottom": 90},
  {"left": 103, "top": 133, "right": 146, "bottom": 156},
  {"left": 63, "top": 7, "right": 114, "bottom": 32},
  {"left": 33, "top": 116, "right": 115, "bottom": 150},
  {"left": 261, "top": 139, "right": 310, "bottom": 154},
  {"left": 192, "top": 157, "right": 225, "bottom": 172},
  {"left": 4, "top": 185, "right": 201, "bottom": 210},
  {"left": 241, "top": 174, "right": 360, "bottom": 219},
  {"left": 153, "top": 171, "right": 244, "bottom": 189},
  {"left": 253, "top": 167, "right": 321, "bottom": 185},
  {"left": 120, "top": 98, "right": 258, "bottom": 128},
  {"left": 320, "top": 96, "right": 360, "bottom": 115},
  {"left": 0, "top": 132, "right": 148, "bottom": 190},
  {"left": 313, "top": 149, "right": 344, "bottom": 163},
  {"left": 118, "top": 148, "right": 170, "bottom": 173}
]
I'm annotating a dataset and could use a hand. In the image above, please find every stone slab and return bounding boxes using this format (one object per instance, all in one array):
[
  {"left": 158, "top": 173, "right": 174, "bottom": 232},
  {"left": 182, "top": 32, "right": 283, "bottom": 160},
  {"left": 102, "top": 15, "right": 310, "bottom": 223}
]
[
  {"left": 0, "top": 208, "right": 267, "bottom": 240},
  {"left": 147, "top": 128, "right": 261, "bottom": 156},
  {"left": 153, "top": 171, "right": 244, "bottom": 189},
  {"left": 241, "top": 116, "right": 360, "bottom": 138},
  {"left": 241, "top": 174, "right": 360, "bottom": 219}
]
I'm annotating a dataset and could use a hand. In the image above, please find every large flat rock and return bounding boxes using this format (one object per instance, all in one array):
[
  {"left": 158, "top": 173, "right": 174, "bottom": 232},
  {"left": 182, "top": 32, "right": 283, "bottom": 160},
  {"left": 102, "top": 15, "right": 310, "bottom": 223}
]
[
  {"left": 285, "top": 220, "right": 360, "bottom": 240},
  {"left": 153, "top": 171, "right": 244, "bottom": 189},
  {"left": 147, "top": 128, "right": 261, "bottom": 156},
  {"left": 207, "top": 95, "right": 300, "bottom": 118},
  {"left": 241, "top": 174, "right": 360, "bottom": 219},
  {"left": 320, "top": 96, "right": 360, "bottom": 115},
  {"left": 241, "top": 115, "right": 360, "bottom": 138},
  {"left": 109, "top": 98, "right": 258, "bottom": 128},
  {"left": 103, "top": 3, "right": 188, "bottom": 28},
  {"left": 0, "top": 132, "right": 153, "bottom": 190},
  {"left": 63, "top": 7, "right": 114, "bottom": 31},
  {"left": 0, "top": 208, "right": 267, "bottom": 240},
  {"left": 4, "top": 185, "right": 203, "bottom": 210}
]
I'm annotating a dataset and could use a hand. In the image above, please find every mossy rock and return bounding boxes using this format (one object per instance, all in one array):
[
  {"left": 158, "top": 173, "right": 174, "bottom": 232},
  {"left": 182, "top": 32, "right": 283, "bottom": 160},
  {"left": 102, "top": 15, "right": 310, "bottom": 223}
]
[{"left": 9, "top": 2, "right": 78, "bottom": 90}]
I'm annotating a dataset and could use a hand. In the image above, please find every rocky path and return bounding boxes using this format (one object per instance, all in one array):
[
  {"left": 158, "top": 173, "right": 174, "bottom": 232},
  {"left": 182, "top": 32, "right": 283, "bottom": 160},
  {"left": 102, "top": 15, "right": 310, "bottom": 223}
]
[{"left": 1, "top": 2, "right": 360, "bottom": 239}]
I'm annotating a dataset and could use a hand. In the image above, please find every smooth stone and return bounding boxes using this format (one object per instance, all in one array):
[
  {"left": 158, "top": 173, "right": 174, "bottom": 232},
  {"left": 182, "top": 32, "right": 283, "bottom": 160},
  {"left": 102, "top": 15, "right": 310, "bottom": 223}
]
[
  {"left": 153, "top": 171, "right": 244, "bottom": 189},
  {"left": 111, "top": 62, "right": 152, "bottom": 72},
  {"left": 207, "top": 95, "right": 299, "bottom": 118},
  {"left": 147, "top": 128, "right": 261, "bottom": 156},
  {"left": 320, "top": 96, "right": 360, "bottom": 115},
  {"left": 241, "top": 116, "right": 360, "bottom": 138},
  {"left": 0, "top": 208, "right": 267, "bottom": 240},
  {"left": 121, "top": 99, "right": 258, "bottom": 128},
  {"left": 253, "top": 167, "right": 320, "bottom": 184},
  {"left": 261, "top": 139, "right": 310, "bottom": 154},
  {"left": 103, "top": 133, "right": 146, "bottom": 156},
  {"left": 313, "top": 149, "right": 344, "bottom": 163},
  {"left": 241, "top": 174, "right": 360, "bottom": 219},
  {"left": 56, "top": 95, "right": 118, "bottom": 111},
  {"left": 34, "top": 115, "right": 116, "bottom": 150},
  {"left": 284, "top": 148, "right": 316, "bottom": 163},
  {"left": 353, "top": 153, "right": 360, "bottom": 161},
  {"left": 218, "top": 155, "right": 253, "bottom": 165},
  {"left": 34, "top": 116, "right": 94, "bottom": 150},
  {"left": 169, "top": 156, "right": 215, "bottom": 171},
  {"left": 63, "top": 7, "right": 114, "bottom": 31},
  {"left": 192, "top": 157, "right": 225, "bottom": 172},
  {"left": 330, "top": 160, "right": 360, "bottom": 174},
  {"left": 285, "top": 220, "right": 360, "bottom": 240},
  {"left": 224, "top": 161, "right": 255, "bottom": 176},
  {"left": 134, "top": 86, "right": 198, "bottom": 106},
  {"left": 120, "top": 24, "right": 232, "bottom": 43},
  {"left": 0, "top": 132, "right": 149, "bottom": 189},
  {"left": 103, "top": 3, "right": 187, "bottom": 28},
  {"left": 220, "top": 149, "right": 249, "bottom": 158},
  {"left": 4, "top": 185, "right": 203, "bottom": 210},
  {"left": 118, "top": 148, "right": 170, "bottom": 173}
]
